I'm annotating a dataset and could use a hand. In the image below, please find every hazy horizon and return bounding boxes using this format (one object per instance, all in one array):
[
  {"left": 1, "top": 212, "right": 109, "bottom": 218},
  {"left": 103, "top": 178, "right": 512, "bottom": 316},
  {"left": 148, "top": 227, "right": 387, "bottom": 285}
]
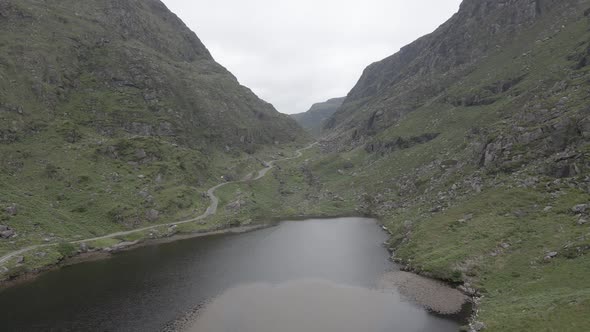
[{"left": 161, "top": 0, "right": 462, "bottom": 114}]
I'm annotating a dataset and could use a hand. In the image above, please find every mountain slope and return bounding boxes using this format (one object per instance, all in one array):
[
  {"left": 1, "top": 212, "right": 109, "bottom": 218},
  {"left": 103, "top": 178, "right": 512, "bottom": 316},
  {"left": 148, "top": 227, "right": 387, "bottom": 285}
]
[
  {"left": 0, "top": 0, "right": 307, "bottom": 266},
  {"left": 313, "top": 0, "right": 590, "bottom": 330},
  {"left": 290, "top": 97, "right": 345, "bottom": 136}
]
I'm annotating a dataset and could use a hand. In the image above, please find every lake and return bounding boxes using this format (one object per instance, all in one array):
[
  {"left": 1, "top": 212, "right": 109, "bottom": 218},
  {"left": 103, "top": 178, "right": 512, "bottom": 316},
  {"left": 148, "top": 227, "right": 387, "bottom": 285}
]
[{"left": 0, "top": 217, "right": 460, "bottom": 331}]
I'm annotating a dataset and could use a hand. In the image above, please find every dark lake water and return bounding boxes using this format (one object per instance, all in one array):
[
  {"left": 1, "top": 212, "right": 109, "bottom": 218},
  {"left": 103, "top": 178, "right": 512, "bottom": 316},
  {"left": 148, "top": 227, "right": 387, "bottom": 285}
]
[{"left": 0, "top": 217, "right": 459, "bottom": 331}]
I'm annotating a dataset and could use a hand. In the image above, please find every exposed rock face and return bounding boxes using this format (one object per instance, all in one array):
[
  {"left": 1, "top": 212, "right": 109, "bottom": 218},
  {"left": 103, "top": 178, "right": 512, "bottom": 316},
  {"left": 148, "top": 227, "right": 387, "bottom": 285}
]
[
  {"left": 291, "top": 97, "right": 345, "bottom": 137},
  {"left": 324, "top": 0, "right": 582, "bottom": 149}
]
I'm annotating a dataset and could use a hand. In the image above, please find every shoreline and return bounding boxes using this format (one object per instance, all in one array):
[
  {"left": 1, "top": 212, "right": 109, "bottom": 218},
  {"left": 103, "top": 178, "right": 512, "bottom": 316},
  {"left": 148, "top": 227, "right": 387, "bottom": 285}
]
[
  {"left": 0, "top": 214, "right": 364, "bottom": 289},
  {"left": 0, "top": 223, "right": 274, "bottom": 290}
]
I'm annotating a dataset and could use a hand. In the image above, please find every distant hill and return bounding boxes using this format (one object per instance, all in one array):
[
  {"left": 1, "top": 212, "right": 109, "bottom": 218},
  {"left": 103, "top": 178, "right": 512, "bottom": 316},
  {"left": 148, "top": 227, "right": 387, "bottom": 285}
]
[{"left": 290, "top": 97, "right": 345, "bottom": 137}]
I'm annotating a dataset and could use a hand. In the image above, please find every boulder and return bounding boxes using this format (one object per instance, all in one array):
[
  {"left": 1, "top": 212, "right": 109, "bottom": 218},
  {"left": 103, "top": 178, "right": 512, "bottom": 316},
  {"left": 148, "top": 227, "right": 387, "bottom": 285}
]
[
  {"left": 226, "top": 199, "right": 245, "bottom": 211},
  {"left": 135, "top": 148, "right": 147, "bottom": 160},
  {"left": 572, "top": 204, "right": 589, "bottom": 214},
  {"left": 471, "top": 321, "right": 486, "bottom": 331},
  {"left": 0, "top": 228, "right": 15, "bottom": 239},
  {"left": 5, "top": 203, "right": 17, "bottom": 216},
  {"left": 146, "top": 209, "right": 160, "bottom": 222},
  {"left": 15, "top": 256, "right": 24, "bottom": 264},
  {"left": 544, "top": 251, "right": 558, "bottom": 261}
]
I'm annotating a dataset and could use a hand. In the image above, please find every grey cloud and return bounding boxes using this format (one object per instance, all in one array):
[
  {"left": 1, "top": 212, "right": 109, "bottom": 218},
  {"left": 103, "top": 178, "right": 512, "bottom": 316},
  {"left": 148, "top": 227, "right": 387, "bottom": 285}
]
[{"left": 162, "top": 0, "right": 462, "bottom": 114}]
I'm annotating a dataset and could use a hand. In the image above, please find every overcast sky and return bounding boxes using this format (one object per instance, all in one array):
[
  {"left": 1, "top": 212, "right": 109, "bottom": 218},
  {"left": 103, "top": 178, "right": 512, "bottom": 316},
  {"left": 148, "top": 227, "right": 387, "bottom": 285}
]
[{"left": 162, "top": 0, "right": 462, "bottom": 114}]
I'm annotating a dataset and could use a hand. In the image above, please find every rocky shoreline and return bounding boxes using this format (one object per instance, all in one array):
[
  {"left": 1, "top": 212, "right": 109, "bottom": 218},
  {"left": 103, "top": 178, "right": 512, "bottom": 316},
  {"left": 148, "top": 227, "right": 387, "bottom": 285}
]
[{"left": 378, "top": 271, "right": 469, "bottom": 315}]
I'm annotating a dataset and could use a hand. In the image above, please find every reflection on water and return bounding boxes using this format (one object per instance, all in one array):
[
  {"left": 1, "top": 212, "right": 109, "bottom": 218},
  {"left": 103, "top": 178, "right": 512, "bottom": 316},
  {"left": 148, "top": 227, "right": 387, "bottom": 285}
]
[{"left": 188, "top": 279, "right": 458, "bottom": 332}]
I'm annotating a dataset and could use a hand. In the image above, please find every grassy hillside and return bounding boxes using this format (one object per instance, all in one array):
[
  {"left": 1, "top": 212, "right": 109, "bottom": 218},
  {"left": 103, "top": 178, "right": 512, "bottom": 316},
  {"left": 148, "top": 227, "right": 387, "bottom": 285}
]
[{"left": 0, "top": 0, "right": 308, "bottom": 275}]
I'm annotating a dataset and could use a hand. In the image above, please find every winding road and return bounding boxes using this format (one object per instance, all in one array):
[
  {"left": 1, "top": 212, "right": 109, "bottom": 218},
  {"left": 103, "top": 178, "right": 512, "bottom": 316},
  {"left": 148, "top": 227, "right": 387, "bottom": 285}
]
[{"left": 0, "top": 142, "right": 317, "bottom": 266}]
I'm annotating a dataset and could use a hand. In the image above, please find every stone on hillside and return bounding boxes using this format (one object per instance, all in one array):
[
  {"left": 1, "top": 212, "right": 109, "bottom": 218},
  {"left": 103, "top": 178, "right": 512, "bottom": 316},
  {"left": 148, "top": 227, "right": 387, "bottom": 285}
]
[
  {"left": 5, "top": 203, "right": 17, "bottom": 216},
  {"left": 543, "top": 206, "right": 553, "bottom": 212},
  {"left": 79, "top": 242, "right": 88, "bottom": 253},
  {"left": 513, "top": 210, "right": 528, "bottom": 218},
  {"left": 500, "top": 242, "right": 511, "bottom": 249},
  {"left": 572, "top": 204, "right": 589, "bottom": 214},
  {"left": 544, "top": 251, "right": 558, "bottom": 261},
  {"left": 15, "top": 256, "right": 24, "bottom": 264},
  {"left": 471, "top": 321, "right": 486, "bottom": 331},
  {"left": 146, "top": 209, "right": 160, "bottom": 222},
  {"left": 226, "top": 199, "right": 245, "bottom": 211},
  {"left": 556, "top": 97, "right": 568, "bottom": 108},
  {"left": 578, "top": 218, "right": 588, "bottom": 225},
  {"left": 458, "top": 285, "right": 477, "bottom": 296},
  {"left": 429, "top": 206, "right": 440, "bottom": 213},
  {"left": 135, "top": 148, "right": 147, "bottom": 160},
  {"left": 0, "top": 227, "right": 15, "bottom": 239}
]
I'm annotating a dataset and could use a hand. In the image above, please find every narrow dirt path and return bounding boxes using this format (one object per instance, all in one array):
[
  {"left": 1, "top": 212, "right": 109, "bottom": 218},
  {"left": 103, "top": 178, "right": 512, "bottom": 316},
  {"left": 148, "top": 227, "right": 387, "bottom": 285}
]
[{"left": 0, "top": 142, "right": 317, "bottom": 266}]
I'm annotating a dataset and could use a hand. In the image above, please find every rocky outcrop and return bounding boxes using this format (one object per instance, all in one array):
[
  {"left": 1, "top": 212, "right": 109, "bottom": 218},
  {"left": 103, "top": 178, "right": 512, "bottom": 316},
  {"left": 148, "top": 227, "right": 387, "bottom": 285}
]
[{"left": 0, "top": 225, "right": 16, "bottom": 239}]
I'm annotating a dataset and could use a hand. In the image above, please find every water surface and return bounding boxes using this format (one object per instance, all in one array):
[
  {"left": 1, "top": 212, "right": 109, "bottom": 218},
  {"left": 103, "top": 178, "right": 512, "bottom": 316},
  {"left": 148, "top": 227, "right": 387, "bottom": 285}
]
[{"left": 0, "top": 217, "right": 459, "bottom": 331}]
